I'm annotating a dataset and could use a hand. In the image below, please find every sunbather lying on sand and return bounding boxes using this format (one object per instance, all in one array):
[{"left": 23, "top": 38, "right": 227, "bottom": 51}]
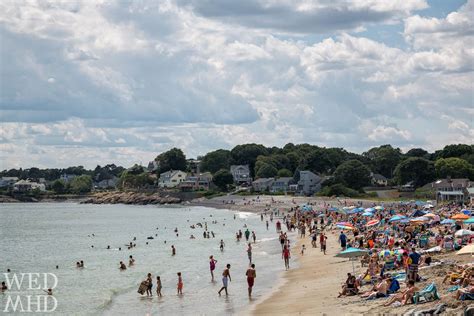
[{"left": 383, "top": 280, "right": 417, "bottom": 306}]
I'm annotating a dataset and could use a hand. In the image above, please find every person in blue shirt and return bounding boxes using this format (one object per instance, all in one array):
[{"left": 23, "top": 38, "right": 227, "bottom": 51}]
[
  {"left": 408, "top": 248, "right": 421, "bottom": 282},
  {"left": 339, "top": 231, "right": 347, "bottom": 250}
]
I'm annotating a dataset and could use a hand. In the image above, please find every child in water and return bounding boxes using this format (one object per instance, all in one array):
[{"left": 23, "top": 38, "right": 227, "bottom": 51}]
[
  {"left": 177, "top": 272, "right": 183, "bottom": 295},
  {"left": 156, "top": 276, "right": 162, "bottom": 297}
]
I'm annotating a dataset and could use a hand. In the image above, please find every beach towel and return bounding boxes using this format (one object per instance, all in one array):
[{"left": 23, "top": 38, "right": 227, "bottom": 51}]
[
  {"left": 447, "top": 285, "right": 460, "bottom": 293},
  {"left": 460, "top": 292, "right": 474, "bottom": 301}
]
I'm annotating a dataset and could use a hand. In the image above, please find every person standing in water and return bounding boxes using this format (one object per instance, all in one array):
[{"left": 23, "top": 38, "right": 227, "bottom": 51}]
[
  {"left": 156, "top": 276, "right": 162, "bottom": 297},
  {"left": 266, "top": 221, "right": 269, "bottom": 230},
  {"left": 251, "top": 231, "right": 256, "bottom": 243},
  {"left": 209, "top": 255, "right": 217, "bottom": 282},
  {"left": 247, "top": 243, "right": 252, "bottom": 264},
  {"left": 244, "top": 229, "right": 250, "bottom": 242},
  {"left": 218, "top": 264, "right": 231, "bottom": 296},
  {"left": 146, "top": 273, "right": 153, "bottom": 296},
  {"left": 246, "top": 264, "right": 256, "bottom": 297},
  {"left": 282, "top": 245, "right": 290, "bottom": 270},
  {"left": 171, "top": 245, "right": 176, "bottom": 256},
  {"left": 219, "top": 239, "right": 225, "bottom": 251},
  {"left": 177, "top": 272, "right": 183, "bottom": 295},
  {"left": 129, "top": 255, "right": 135, "bottom": 266}
]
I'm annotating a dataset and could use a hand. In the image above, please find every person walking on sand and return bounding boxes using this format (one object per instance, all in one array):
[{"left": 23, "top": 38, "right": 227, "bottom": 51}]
[
  {"left": 156, "top": 276, "right": 162, "bottom": 297},
  {"left": 218, "top": 264, "right": 231, "bottom": 296},
  {"left": 210, "top": 255, "right": 217, "bottom": 282},
  {"left": 247, "top": 243, "right": 252, "bottom": 264},
  {"left": 282, "top": 245, "right": 290, "bottom": 270},
  {"left": 319, "top": 232, "right": 325, "bottom": 251},
  {"left": 322, "top": 235, "right": 327, "bottom": 255},
  {"left": 246, "top": 264, "right": 256, "bottom": 297},
  {"left": 177, "top": 272, "right": 183, "bottom": 295},
  {"left": 339, "top": 231, "right": 347, "bottom": 250}
]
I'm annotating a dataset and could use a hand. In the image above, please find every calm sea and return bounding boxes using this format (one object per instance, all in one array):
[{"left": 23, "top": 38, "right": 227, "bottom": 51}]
[{"left": 1, "top": 203, "right": 294, "bottom": 315}]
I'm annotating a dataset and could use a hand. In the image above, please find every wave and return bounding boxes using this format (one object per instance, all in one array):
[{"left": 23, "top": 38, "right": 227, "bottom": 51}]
[
  {"left": 96, "top": 284, "right": 137, "bottom": 311},
  {"left": 258, "top": 237, "right": 278, "bottom": 243},
  {"left": 237, "top": 211, "right": 256, "bottom": 219}
]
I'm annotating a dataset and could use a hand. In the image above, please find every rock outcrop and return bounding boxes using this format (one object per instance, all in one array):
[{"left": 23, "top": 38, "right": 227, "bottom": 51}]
[{"left": 81, "top": 191, "right": 181, "bottom": 205}]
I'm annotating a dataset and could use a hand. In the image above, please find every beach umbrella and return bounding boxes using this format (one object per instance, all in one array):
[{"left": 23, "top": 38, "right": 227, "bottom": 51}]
[
  {"left": 441, "top": 219, "right": 455, "bottom": 225},
  {"left": 366, "top": 219, "right": 380, "bottom": 227},
  {"left": 317, "top": 213, "right": 325, "bottom": 217},
  {"left": 424, "top": 213, "right": 437, "bottom": 218},
  {"left": 374, "top": 206, "right": 384, "bottom": 211},
  {"left": 410, "top": 216, "right": 429, "bottom": 223},
  {"left": 456, "top": 244, "right": 474, "bottom": 256},
  {"left": 336, "top": 224, "right": 355, "bottom": 231},
  {"left": 336, "top": 222, "right": 351, "bottom": 226},
  {"left": 394, "top": 248, "right": 407, "bottom": 256},
  {"left": 400, "top": 219, "right": 410, "bottom": 224},
  {"left": 454, "top": 229, "right": 474, "bottom": 237},
  {"left": 389, "top": 215, "right": 406, "bottom": 222},
  {"left": 463, "top": 217, "right": 474, "bottom": 224},
  {"left": 461, "top": 209, "right": 472, "bottom": 215},
  {"left": 362, "top": 212, "right": 374, "bottom": 217},
  {"left": 452, "top": 213, "right": 469, "bottom": 220},
  {"left": 364, "top": 208, "right": 375, "bottom": 213},
  {"left": 424, "top": 204, "right": 434, "bottom": 209},
  {"left": 335, "top": 247, "right": 368, "bottom": 273}
]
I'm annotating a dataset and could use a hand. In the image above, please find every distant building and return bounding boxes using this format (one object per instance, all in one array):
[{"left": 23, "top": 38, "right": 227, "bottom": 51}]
[
  {"left": 186, "top": 159, "right": 201, "bottom": 175},
  {"left": 158, "top": 170, "right": 187, "bottom": 188},
  {"left": 297, "top": 171, "right": 322, "bottom": 196},
  {"left": 147, "top": 160, "right": 159, "bottom": 173},
  {"left": 252, "top": 178, "right": 274, "bottom": 192},
  {"left": 468, "top": 187, "right": 474, "bottom": 205},
  {"left": 13, "top": 180, "right": 46, "bottom": 192},
  {"left": 371, "top": 173, "right": 388, "bottom": 186},
  {"left": 230, "top": 165, "right": 252, "bottom": 185},
  {"left": 94, "top": 176, "right": 119, "bottom": 190},
  {"left": 179, "top": 172, "right": 212, "bottom": 191},
  {"left": 0, "top": 177, "right": 19, "bottom": 188},
  {"left": 60, "top": 174, "right": 77, "bottom": 183},
  {"left": 428, "top": 178, "right": 471, "bottom": 203},
  {"left": 271, "top": 177, "right": 295, "bottom": 193}
]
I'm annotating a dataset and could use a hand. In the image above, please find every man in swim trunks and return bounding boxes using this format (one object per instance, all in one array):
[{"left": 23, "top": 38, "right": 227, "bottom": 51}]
[
  {"left": 246, "top": 264, "right": 256, "bottom": 297},
  {"left": 218, "top": 264, "right": 231, "bottom": 296}
]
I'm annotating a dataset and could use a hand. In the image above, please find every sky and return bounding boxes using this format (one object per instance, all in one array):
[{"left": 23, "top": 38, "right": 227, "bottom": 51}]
[{"left": 0, "top": 0, "right": 473, "bottom": 169}]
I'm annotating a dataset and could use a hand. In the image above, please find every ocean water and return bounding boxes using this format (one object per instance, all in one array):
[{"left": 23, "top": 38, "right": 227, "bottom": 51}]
[{"left": 1, "top": 203, "right": 294, "bottom": 315}]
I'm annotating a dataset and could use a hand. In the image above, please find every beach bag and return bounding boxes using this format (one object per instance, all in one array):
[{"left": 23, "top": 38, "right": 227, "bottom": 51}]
[{"left": 413, "top": 283, "right": 440, "bottom": 304}]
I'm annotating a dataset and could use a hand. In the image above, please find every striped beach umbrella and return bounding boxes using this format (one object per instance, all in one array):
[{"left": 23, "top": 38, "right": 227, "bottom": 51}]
[{"left": 366, "top": 219, "right": 380, "bottom": 227}]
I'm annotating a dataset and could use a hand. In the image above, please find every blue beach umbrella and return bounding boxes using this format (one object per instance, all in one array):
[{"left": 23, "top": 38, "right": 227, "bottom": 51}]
[
  {"left": 461, "top": 209, "right": 472, "bottom": 215},
  {"left": 362, "top": 212, "right": 374, "bottom": 217},
  {"left": 335, "top": 247, "right": 368, "bottom": 273},
  {"left": 441, "top": 219, "right": 455, "bottom": 225},
  {"left": 389, "top": 215, "right": 406, "bottom": 223},
  {"left": 464, "top": 217, "right": 474, "bottom": 224}
]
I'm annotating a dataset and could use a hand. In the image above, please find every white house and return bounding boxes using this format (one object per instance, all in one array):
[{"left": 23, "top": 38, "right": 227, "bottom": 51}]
[
  {"left": 297, "top": 171, "right": 322, "bottom": 196},
  {"left": 371, "top": 173, "right": 388, "bottom": 186},
  {"left": 230, "top": 165, "right": 252, "bottom": 185},
  {"left": 13, "top": 180, "right": 46, "bottom": 192},
  {"left": 158, "top": 170, "right": 187, "bottom": 188}
]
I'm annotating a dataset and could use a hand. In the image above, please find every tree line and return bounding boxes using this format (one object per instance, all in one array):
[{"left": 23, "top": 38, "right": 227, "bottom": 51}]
[{"left": 1, "top": 144, "right": 473, "bottom": 194}]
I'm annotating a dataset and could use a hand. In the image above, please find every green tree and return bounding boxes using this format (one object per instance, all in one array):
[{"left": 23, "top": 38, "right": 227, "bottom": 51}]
[
  {"left": 200, "top": 149, "right": 231, "bottom": 174},
  {"left": 256, "top": 163, "right": 278, "bottom": 178},
  {"left": 212, "top": 169, "right": 234, "bottom": 191},
  {"left": 277, "top": 168, "right": 293, "bottom": 177},
  {"left": 155, "top": 148, "right": 187, "bottom": 173},
  {"left": 69, "top": 175, "right": 93, "bottom": 194},
  {"left": 405, "top": 148, "right": 429, "bottom": 158},
  {"left": 393, "top": 157, "right": 435, "bottom": 187},
  {"left": 363, "top": 145, "right": 402, "bottom": 178},
  {"left": 435, "top": 157, "right": 474, "bottom": 179},
  {"left": 436, "top": 144, "right": 473, "bottom": 159},
  {"left": 51, "top": 179, "right": 66, "bottom": 194},
  {"left": 119, "top": 172, "right": 153, "bottom": 189},
  {"left": 333, "top": 160, "right": 371, "bottom": 190}
]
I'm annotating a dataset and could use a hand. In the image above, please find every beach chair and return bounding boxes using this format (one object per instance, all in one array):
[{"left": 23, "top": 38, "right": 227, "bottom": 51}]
[
  {"left": 413, "top": 283, "right": 440, "bottom": 304},
  {"left": 459, "top": 292, "right": 474, "bottom": 301},
  {"left": 384, "top": 260, "right": 395, "bottom": 271},
  {"left": 419, "top": 236, "right": 429, "bottom": 248}
]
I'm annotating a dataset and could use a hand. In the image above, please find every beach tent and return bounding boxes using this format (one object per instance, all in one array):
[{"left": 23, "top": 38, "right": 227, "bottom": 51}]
[
  {"left": 335, "top": 247, "right": 368, "bottom": 273},
  {"left": 464, "top": 217, "right": 474, "bottom": 224},
  {"left": 456, "top": 244, "right": 474, "bottom": 256},
  {"left": 410, "top": 210, "right": 427, "bottom": 218},
  {"left": 452, "top": 213, "right": 470, "bottom": 220},
  {"left": 454, "top": 229, "right": 474, "bottom": 237}
]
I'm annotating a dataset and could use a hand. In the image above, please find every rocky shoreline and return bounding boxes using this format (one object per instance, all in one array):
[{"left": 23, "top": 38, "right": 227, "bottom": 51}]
[{"left": 81, "top": 191, "right": 182, "bottom": 205}]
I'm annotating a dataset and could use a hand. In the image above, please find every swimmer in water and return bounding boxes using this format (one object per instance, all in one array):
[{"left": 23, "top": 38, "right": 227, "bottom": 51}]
[
  {"left": 119, "top": 261, "right": 127, "bottom": 270},
  {"left": 171, "top": 245, "right": 176, "bottom": 256},
  {"left": 129, "top": 255, "right": 135, "bottom": 266}
]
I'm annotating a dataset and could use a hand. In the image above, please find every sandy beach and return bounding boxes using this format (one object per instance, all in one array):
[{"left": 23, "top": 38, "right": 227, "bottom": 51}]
[{"left": 193, "top": 194, "right": 473, "bottom": 315}]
